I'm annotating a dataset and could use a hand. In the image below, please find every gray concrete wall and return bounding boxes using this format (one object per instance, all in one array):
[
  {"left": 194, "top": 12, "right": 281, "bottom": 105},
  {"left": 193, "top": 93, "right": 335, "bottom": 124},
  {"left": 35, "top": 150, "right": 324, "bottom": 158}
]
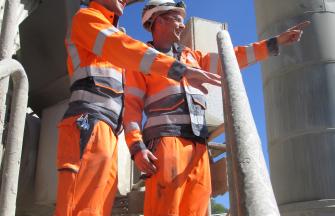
[
  {"left": 254, "top": 0, "right": 335, "bottom": 215},
  {"left": 19, "top": 0, "right": 80, "bottom": 113}
]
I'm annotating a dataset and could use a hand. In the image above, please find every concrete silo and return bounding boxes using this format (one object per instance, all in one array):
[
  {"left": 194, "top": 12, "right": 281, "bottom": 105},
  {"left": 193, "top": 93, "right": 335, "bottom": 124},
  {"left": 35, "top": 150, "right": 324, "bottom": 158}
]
[{"left": 254, "top": 0, "right": 335, "bottom": 215}]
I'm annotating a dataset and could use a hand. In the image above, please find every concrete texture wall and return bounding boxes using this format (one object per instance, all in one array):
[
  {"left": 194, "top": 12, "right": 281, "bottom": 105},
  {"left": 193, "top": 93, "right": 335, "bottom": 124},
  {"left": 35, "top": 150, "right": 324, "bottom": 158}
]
[
  {"left": 19, "top": 0, "right": 79, "bottom": 113},
  {"left": 254, "top": 0, "right": 335, "bottom": 215}
]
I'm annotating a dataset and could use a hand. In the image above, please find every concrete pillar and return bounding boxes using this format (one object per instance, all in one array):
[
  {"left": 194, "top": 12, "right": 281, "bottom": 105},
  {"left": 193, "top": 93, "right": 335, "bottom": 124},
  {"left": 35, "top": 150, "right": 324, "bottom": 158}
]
[{"left": 254, "top": 0, "right": 335, "bottom": 215}]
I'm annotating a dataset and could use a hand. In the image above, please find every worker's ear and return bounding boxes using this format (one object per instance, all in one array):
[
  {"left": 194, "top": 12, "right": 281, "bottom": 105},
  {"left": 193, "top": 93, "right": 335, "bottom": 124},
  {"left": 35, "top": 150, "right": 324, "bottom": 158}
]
[{"left": 155, "top": 16, "right": 164, "bottom": 25}]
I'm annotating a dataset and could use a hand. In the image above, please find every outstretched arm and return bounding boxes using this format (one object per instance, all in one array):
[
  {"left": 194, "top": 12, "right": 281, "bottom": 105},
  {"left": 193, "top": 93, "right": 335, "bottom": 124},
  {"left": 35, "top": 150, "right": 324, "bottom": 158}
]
[
  {"left": 198, "top": 21, "right": 310, "bottom": 73},
  {"left": 70, "top": 7, "right": 221, "bottom": 88}
]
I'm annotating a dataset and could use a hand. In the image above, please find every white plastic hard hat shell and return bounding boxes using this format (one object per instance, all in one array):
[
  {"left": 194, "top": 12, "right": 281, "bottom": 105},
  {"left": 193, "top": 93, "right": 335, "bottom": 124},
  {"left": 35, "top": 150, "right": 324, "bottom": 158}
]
[
  {"left": 146, "top": 0, "right": 176, "bottom": 6},
  {"left": 142, "top": 0, "right": 185, "bottom": 31}
]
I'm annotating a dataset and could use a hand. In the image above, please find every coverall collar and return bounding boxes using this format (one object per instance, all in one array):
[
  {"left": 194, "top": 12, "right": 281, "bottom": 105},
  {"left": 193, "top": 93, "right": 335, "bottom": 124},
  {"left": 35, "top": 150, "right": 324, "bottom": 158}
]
[
  {"left": 147, "top": 41, "right": 184, "bottom": 60},
  {"left": 89, "top": 1, "right": 119, "bottom": 25}
]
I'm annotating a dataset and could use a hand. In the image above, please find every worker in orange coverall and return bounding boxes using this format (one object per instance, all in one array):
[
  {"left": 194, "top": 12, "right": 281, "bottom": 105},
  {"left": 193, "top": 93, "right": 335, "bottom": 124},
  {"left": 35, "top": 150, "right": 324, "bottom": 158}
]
[
  {"left": 54, "top": 0, "right": 222, "bottom": 215},
  {"left": 123, "top": 0, "right": 309, "bottom": 215}
]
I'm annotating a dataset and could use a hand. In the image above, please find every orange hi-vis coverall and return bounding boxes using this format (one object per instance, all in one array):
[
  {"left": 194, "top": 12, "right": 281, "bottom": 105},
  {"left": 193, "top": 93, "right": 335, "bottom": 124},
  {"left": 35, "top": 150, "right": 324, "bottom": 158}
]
[
  {"left": 124, "top": 40, "right": 279, "bottom": 215},
  {"left": 55, "top": 2, "right": 192, "bottom": 216}
]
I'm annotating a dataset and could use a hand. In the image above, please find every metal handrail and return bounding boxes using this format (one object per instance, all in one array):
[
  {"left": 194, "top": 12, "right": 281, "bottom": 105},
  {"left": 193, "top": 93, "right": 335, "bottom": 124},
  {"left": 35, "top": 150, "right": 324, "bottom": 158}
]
[
  {"left": 208, "top": 142, "right": 226, "bottom": 152},
  {"left": 0, "top": 0, "right": 22, "bottom": 166},
  {"left": 0, "top": 59, "right": 29, "bottom": 216},
  {"left": 131, "top": 179, "right": 145, "bottom": 191}
]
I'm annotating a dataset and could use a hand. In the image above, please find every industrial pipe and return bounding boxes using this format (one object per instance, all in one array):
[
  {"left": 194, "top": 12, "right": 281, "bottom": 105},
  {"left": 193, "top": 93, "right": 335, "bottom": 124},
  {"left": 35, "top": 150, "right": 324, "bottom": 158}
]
[
  {"left": 0, "top": 0, "right": 20, "bottom": 59},
  {"left": 0, "top": 59, "right": 29, "bottom": 216},
  {"left": 217, "top": 30, "right": 280, "bottom": 216},
  {"left": 0, "top": 0, "right": 21, "bottom": 164}
]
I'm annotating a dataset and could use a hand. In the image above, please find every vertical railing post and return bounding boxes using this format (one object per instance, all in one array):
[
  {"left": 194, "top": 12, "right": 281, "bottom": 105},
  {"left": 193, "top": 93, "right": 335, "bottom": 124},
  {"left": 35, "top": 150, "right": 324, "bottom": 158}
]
[
  {"left": 0, "top": 0, "right": 21, "bottom": 164},
  {"left": 217, "top": 30, "right": 280, "bottom": 216},
  {"left": 0, "top": 59, "right": 28, "bottom": 216}
]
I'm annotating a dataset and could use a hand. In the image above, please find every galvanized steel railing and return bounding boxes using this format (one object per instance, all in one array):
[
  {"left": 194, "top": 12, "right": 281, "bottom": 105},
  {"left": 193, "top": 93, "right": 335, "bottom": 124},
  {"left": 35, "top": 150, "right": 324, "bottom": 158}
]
[{"left": 0, "top": 59, "right": 28, "bottom": 216}]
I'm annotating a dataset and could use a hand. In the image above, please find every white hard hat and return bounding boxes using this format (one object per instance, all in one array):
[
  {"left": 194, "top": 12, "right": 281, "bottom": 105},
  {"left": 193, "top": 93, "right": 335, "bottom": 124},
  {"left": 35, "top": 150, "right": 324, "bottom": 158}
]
[{"left": 142, "top": 0, "right": 186, "bottom": 32}]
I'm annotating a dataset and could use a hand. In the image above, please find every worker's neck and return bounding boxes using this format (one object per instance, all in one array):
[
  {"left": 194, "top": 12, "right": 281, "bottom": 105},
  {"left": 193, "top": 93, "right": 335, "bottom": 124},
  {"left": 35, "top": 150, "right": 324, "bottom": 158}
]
[{"left": 152, "top": 34, "right": 174, "bottom": 53}]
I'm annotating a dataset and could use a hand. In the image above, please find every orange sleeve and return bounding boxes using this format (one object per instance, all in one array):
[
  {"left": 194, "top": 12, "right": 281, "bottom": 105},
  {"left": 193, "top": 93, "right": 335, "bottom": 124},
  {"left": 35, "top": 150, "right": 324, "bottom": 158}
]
[
  {"left": 71, "top": 9, "right": 187, "bottom": 80},
  {"left": 124, "top": 70, "right": 147, "bottom": 158},
  {"left": 234, "top": 38, "right": 279, "bottom": 69},
  {"left": 195, "top": 38, "right": 278, "bottom": 74},
  {"left": 198, "top": 51, "right": 223, "bottom": 75}
]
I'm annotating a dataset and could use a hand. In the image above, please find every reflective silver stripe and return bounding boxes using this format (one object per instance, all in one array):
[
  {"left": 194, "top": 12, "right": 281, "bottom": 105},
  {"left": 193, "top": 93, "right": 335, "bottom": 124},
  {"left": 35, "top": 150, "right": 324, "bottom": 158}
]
[
  {"left": 190, "top": 113, "right": 205, "bottom": 125},
  {"left": 65, "top": 17, "right": 80, "bottom": 70},
  {"left": 209, "top": 53, "right": 219, "bottom": 74},
  {"left": 65, "top": 16, "right": 73, "bottom": 40},
  {"left": 93, "top": 26, "right": 120, "bottom": 55},
  {"left": 70, "top": 90, "right": 122, "bottom": 114},
  {"left": 187, "top": 53, "right": 197, "bottom": 63},
  {"left": 71, "top": 66, "right": 123, "bottom": 85},
  {"left": 145, "top": 85, "right": 184, "bottom": 106},
  {"left": 145, "top": 114, "right": 191, "bottom": 128},
  {"left": 140, "top": 47, "right": 159, "bottom": 74},
  {"left": 66, "top": 29, "right": 71, "bottom": 40},
  {"left": 125, "top": 87, "right": 145, "bottom": 99},
  {"left": 68, "top": 42, "right": 81, "bottom": 69},
  {"left": 246, "top": 45, "right": 256, "bottom": 65},
  {"left": 125, "top": 122, "right": 141, "bottom": 134},
  {"left": 183, "top": 84, "right": 204, "bottom": 95}
]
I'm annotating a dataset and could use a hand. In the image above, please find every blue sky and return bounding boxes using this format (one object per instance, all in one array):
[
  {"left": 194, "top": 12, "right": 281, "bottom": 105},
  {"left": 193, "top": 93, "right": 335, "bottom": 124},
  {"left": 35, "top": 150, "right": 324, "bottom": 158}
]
[{"left": 120, "top": 0, "right": 270, "bottom": 209}]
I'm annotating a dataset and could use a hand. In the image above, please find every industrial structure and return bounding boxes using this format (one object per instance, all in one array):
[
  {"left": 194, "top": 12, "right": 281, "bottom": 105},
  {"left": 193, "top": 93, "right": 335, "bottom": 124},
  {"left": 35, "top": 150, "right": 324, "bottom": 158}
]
[
  {"left": 0, "top": 0, "right": 333, "bottom": 215},
  {"left": 255, "top": 0, "right": 335, "bottom": 215},
  {"left": 0, "top": 1, "right": 228, "bottom": 215}
]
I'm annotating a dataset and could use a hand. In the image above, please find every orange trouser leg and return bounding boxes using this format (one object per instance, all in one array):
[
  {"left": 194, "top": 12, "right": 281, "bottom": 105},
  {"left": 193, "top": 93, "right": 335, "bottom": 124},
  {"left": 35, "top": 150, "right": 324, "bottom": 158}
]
[
  {"left": 144, "top": 137, "right": 211, "bottom": 216},
  {"left": 54, "top": 116, "right": 118, "bottom": 216}
]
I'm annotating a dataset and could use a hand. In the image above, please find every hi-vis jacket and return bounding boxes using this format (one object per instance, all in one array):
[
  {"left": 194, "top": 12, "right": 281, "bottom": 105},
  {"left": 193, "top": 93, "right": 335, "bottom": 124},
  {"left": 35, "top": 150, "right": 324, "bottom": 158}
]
[
  {"left": 124, "top": 40, "right": 279, "bottom": 157},
  {"left": 63, "top": 2, "right": 188, "bottom": 132}
]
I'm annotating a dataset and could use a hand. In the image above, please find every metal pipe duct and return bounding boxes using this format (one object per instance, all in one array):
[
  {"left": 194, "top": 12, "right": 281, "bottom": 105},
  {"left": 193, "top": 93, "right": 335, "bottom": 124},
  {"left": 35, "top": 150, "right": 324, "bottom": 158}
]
[
  {"left": 0, "top": 0, "right": 21, "bottom": 167},
  {"left": 254, "top": 0, "right": 335, "bottom": 215},
  {"left": 217, "top": 30, "right": 279, "bottom": 216},
  {"left": 0, "top": 59, "right": 29, "bottom": 216}
]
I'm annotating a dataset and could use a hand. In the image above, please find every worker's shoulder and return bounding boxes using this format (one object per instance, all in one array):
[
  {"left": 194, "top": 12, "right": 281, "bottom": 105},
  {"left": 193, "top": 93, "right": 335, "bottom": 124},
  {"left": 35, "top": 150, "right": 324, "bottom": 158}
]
[{"left": 73, "top": 6, "right": 107, "bottom": 23}]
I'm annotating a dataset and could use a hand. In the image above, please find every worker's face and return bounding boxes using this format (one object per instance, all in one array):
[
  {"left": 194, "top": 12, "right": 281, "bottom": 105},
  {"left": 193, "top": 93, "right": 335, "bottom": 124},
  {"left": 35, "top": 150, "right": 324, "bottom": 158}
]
[
  {"left": 100, "top": 0, "right": 126, "bottom": 16},
  {"left": 156, "top": 11, "right": 185, "bottom": 42}
]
